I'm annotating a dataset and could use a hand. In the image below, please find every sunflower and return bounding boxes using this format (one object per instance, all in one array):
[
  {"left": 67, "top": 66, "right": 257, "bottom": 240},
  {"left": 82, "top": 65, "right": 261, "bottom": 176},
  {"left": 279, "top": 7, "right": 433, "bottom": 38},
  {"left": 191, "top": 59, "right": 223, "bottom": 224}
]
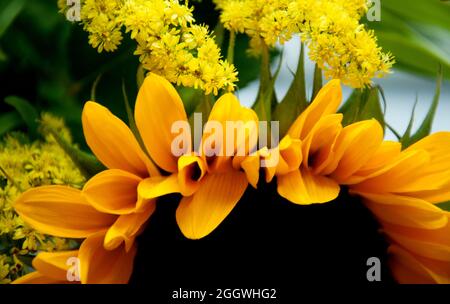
[
  {"left": 345, "top": 133, "right": 450, "bottom": 283},
  {"left": 241, "top": 79, "right": 450, "bottom": 284},
  {"left": 13, "top": 73, "right": 259, "bottom": 283},
  {"left": 12, "top": 74, "right": 178, "bottom": 283},
  {"left": 241, "top": 79, "right": 384, "bottom": 205},
  {"left": 135, "top": 74, "right": 258, "bottom": 240}
]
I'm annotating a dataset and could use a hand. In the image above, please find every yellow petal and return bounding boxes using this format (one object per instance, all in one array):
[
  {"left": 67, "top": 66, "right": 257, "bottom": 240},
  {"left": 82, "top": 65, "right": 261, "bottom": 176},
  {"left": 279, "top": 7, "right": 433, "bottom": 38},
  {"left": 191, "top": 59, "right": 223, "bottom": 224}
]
[
  {"left": 138, "top": 174, "right": 181, "bottom": 200},
  {"left": 14, "top": 186, "right": 116, "bottom": 238},
  {"left": 83, "top": 169, "right": 142, "bottom": 215},
  {"left": 288, "top": 79, "right": 342, "bottom": 139},
  {"left": 82, "top": 101, "right": 156, "bottom": 177},
  {"left": 32, "top": 250, "right": 79, "bottom": 281},
  {"left": 301, "top": 114, "right": 342, "bottom": 172},
  {"left": 12, "top": 272, "right": 68, "bottom": 284},
  {"left": 277, "top": 168, "right": 340, "bottom": 205},
  {"left": 203, "top": 93, "right": 258, "bottom": 173},
  {"left": 135, "top": 73, "right": 189, "bottom": 173},
  {"left": 381, "top": 214, "right": 450, "bottom": 261},
  {"left": 331, "top": 119, "right": 385, "bottom": 182},
  {"left": 350, "top": 149, "right": 431, "bottom": 194},
  {"left": 354, "top": 191, "right": 448, "bottom": 229},
  {"left": 388, "top": 245, "right": 450, "bottom": 284},
  {"left": 79, "top": 231, "right": 137, "bottom": 284},
  {"left": 241, "top": 152, "right": 261, "bottom": 188},
  {"left": 104, "top": 201, "right": 156, "bottom": 252},
  {"left": 404, "top": 132, "right": 450, "bottom": 201},
  {"left": 406, "top": 132, "right": 450, "bottom": 175},
  {"left": 178, "top": 154, "right": 207, "bottom": 196},
  {"left": 176, "top": 170, "right": 248, "bottom": 239},
  {"left": 344, "top": 141, "right": 402, "bottom": 184},
  {"left": 404, "top": 183, "right": 450, "bottom": 204},
  {"left": 275, "top": 135, "right": 303, "bottom": 176}
]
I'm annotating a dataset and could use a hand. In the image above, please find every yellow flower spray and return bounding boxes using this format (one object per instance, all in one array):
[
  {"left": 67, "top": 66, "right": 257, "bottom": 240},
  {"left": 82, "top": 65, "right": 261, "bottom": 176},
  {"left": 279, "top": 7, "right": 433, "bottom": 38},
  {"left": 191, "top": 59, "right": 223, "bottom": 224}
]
[
  {"left": 59, "top": 0, "right": 238, "bottom": 95},
  {"left": 0, "top": 114, "right": 84, "bottom": 283},
  {"left": 214, "top": 0, "right": 394, "bottom": 88}
]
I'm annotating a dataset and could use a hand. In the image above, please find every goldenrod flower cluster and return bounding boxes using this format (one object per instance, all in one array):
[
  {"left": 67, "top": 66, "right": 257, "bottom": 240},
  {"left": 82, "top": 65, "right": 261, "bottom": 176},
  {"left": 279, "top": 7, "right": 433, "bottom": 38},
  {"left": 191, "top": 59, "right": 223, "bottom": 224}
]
[
  {"left": 0, "top": 114, "right": 83, "bottom": 283},
  {"left": 214, "top": 0, "right": 394, "bottom": 88},
  {"left": 60, "top": 0, "right": 237, "bottom": 95}
]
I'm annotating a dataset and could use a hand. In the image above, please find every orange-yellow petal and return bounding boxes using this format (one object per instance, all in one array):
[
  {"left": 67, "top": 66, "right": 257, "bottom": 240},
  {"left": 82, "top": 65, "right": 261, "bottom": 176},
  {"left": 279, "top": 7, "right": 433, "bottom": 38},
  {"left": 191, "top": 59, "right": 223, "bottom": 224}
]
[
  {"left": 301, "top": 114, "right": 342, "bottom": 172},
  {"left": 203, "top": 93, "right": 258, "bottom": 173},
  {"left": 31, "top": 250, "right": 79, "bottom": 282},
  {"left": 277, "top": 168, "right": 340, "bottom": 205},
  {"left": 138, "top": 174, "right": 181, "bottom": 199},
  {"left": 241, "top": 152, "right": 262, "bottom": 188},
  {"left": 135, "top": 73, "right": 189, "bottom": 173},
  {"left": 12, "top": 272, "right": 69, "bottom": 284},
  {"left": 350, "top": 149, "right": 430, "bottom": 194},
  {"left": 82, "top": 101, "right": 156, "bottom": 177},
  {"left": 354, "top": 191, "right": 448, "bottom": 230},
  {"left": 331, "top": 119, "right": 384, "bottom": 182},
  {"left": 176, "top": 170, "right": 248, "bottom": 239},
  {"left": 79, "top": 231, "right": 136, "bottom": 284},
  {"left": 178, "top": 154, "right": 207, "bottom": 196},
  {"left": 275, "top": 135, "right": 303, "bottom": 176},
  {"left": 288, "top": 79, "right": 342, "bottom": 140},
  {"left": 14, "top": 186, "right": 116, "bottom": 238},
  {"left": 104, "top": 201, "right": 156, "bottom": 252},
  {"left": 83, "top": 169, "right": 142, "bottom": 215},
  {"left": 344, "top": 141, "right": 402, "bottom": 184},
  {"left": 381, "top": 214, "right": 450, "bottom": 261},
  {"left": 388, "top": 245, "right": 450, "bottom": 284}
]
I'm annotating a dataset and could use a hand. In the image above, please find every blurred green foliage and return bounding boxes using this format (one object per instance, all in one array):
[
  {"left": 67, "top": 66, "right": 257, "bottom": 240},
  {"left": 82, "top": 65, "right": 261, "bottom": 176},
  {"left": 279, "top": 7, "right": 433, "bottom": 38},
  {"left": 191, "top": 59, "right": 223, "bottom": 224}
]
[{"left": 366, "top": 0, "right": 450, "bottom": 79}]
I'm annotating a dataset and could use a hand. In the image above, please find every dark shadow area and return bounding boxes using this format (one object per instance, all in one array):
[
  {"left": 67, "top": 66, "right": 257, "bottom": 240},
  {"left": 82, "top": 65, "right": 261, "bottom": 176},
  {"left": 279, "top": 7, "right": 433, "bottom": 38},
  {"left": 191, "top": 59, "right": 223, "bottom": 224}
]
[{"left": 131, "top": 178, "right": 394, "bottom": 286}]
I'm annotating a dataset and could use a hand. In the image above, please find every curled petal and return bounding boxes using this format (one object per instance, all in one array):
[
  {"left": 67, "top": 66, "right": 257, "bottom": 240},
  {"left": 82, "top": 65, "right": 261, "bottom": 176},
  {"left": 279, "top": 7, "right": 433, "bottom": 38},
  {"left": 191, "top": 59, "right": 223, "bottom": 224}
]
[
  {"left": 83, "top": 169, "right": 142, "bottom": 215},
  {"left": 176, "top": 171, "right": 248, "bottom": 239},
  {"left": 79, "top": 231, "right": 137, "bottom": 284},
  {"left": 277, "top": 168, "right": 340, "bottom": 205}
]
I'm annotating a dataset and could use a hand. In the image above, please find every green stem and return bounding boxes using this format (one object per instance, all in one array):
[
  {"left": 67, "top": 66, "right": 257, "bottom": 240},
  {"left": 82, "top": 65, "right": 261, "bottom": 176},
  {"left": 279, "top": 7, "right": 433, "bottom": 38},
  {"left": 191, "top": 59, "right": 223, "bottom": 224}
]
[
  {"left": 0, "top": 166, "right": 21, "bottom": 192},
  {"left": 227, "top": 31, "right": 236, "bottom": 64}
]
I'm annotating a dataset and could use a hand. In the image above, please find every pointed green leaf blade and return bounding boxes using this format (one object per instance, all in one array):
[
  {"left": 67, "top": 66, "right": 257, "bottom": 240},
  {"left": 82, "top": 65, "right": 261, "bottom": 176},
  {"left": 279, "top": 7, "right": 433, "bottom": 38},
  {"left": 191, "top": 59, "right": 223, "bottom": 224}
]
[
  {"left": 404, "top": 67, "right": 443, "bottom": 147},
  {"left": 273, "top": 44, "right": 307, "bottom": 136},
  {"left": 4, "top": 96, "right": 39, "bottom": 139},
  {"left": 0, "top": 112, "right": 22, "bottom": 137}
]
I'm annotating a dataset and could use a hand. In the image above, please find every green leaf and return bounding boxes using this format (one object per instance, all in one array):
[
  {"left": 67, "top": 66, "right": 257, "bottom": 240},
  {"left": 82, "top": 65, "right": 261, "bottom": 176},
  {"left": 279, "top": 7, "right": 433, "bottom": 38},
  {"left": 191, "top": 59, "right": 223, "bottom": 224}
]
[
  {"left": 367, "top": 0, "right": 450, "bottom": 79},
  {"left": 4, "top": 96, "right": 39, "bottom": 139},
  {"left": 253, "top": 50, "right": 283, "bottom": 123},
  {"left": 122, "top": 79, "right": 150, "bottom": 159},
  {"left": 400, "top": 96, "right": 418, "bottom": 145},
  {"left": 40, "top": 123, "right": 106, "bottom": 179},
  {"left": 90, "top": 73, "right": 103, "bottom": 101},
  {"left": 189, "top": 93, "right": 214, "bottom": 131},
  {"left": 340, "top": 86, "right": 385, "bottom": 129},
  {"left": 402, "top": 67, "right": 442, "bottom": 147},
  {"left": 311, "top": 64, "right": 323, "bottom": 101},
  {"left": 273, "top": 43, "right": 307, "bottom": 137},
  {"left": 436, "top": 201, "right": 450, "bottom": 211},
  {"left": 0, "top": 47, "right": 7, "bottom": 62},
  {"left": 0, "top": 112, "right": 23, "bottom": 136},
  {"left": 0, "top": 0, "right": 26, "bottom": 38}
]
